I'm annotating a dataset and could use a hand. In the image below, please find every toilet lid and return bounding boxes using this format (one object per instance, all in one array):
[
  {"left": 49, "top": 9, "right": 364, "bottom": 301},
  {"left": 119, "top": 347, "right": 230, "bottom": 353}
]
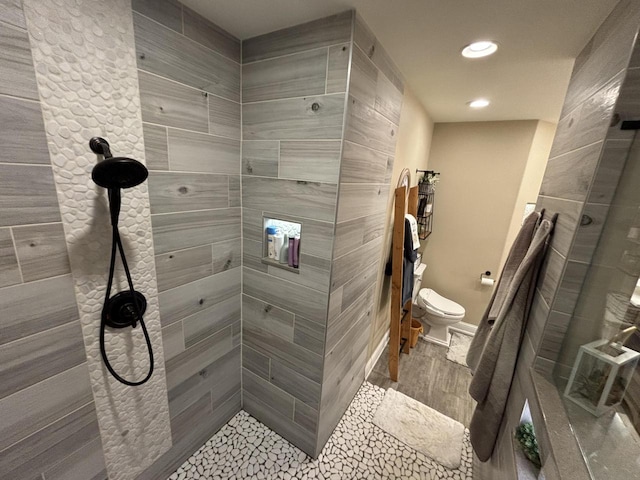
[{"left": 419, "top": 289, "right": 465, "bottom": 316}]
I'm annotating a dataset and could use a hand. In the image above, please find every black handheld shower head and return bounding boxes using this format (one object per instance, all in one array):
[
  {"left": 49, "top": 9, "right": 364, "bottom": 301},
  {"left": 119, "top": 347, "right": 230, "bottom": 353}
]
[
  {"left": 90, "top": 137, "right": 148, "bottom": 189},
  {"left": 92, "top": 157, "right": 148, "bottom": 190},
  {"left": 89, "top": 137, "right": 153, "bottom": 387}
]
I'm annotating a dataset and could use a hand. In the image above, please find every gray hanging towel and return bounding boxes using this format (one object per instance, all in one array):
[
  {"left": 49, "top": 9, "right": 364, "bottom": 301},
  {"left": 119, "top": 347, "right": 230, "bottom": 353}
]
[
  {"left": 467, "top": 212, "right": 541, "bottom": 370},
  {"left": 384, "top": 218, "right": 418, "bottom": 306},
  {"left": 466, "top": 212, "right": 554, "bottom": 462}
]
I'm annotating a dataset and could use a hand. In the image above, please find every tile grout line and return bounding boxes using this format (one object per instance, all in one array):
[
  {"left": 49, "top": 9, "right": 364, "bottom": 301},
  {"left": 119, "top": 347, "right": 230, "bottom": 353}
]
[
  {"left": 0, "top": 91, "right": 40, "bottom": 104},
  {"left": 243, "top": 138, "right": 340, "bottom": 143},
  {"left": 133, "top": 9, "right": 240, "bottom": 66},
  {"left": 239, "top": 34, "right": 244, "bottom": 410},
  {"left": 180, "top": 4, "right": 184, "bottom": 35},
  {"left": 165, "top": 124, "right": 172, "bottom": 170},
  {"left": 292, "top": 395, "right": 297, "bottom": 422},
  {"left": 547, "top": 138, "right": 604, "bottom": 162},
  {"left": 181, "top": 324, "right": 236, "bottom": 355},
  {"left": 240, "top": 172, "right": 340, "bottom": 186},
  {"left": 150, "top": 170, "right": 237, "bottom": 176},
  {"left": 0, "top": 399, "right": 96, "bottom": 457},
  {"left": 538, "top": 193, "right": 588, "bottom": 204},
  {"left": 0, "top": 161, "right": 54, "bottom": 168},
  {"left": 137, "top": 68, "right": 241, "bottom": 105},
  {"left": 150, "top": 205, "right": 241, "bottom": 217},
  {"left": 0, "top": 271, "right": 73, "bottom": 291},
  {"left": 206, "top": 90, "right": 211, "bottom": 136},
  {"left": 149, "top": 167, "right": 241, "bottom": 176},
  {"left": 8, "top": 227, "right": 25, "bottom": 284},
  {"left": 211, "top": 243, "right": 216, "bottom": 287},
  {"left": 0, "top": 16, "right": 27, "bottom": 32},
  {"left": 244, "top": 367, "right": 302, "bottom": 414},
  {"left": 242, "top": 91, "right": 345, "bottom": 106},
  {"left": 241, "top": 291, "right": 297, "bottom": 319},
  {"left": 242, "top": 41, "right": 351, "bottom": 67},
  {"left": 324, "top": 46, "right": 330, "bottom": 95},
  {"left": 141, "top": 111, "right": 241, "bottom": 140},
  {"left": 0, "top": 361, "right": 89, "bottom": 409},
  {"left": 242, "top": 263, "right": 330, "bottom": 299},
  {"left": 0, "top": 314, "right": 84, "bottom": 349},
  {"left": 157, "top": 266, "right": 240, "bottom": 296}
]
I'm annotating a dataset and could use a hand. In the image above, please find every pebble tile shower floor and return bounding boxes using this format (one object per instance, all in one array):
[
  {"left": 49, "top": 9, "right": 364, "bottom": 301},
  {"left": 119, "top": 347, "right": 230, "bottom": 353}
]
[{"left": 169, "top": 382, "right": 472, "bottom": 479}]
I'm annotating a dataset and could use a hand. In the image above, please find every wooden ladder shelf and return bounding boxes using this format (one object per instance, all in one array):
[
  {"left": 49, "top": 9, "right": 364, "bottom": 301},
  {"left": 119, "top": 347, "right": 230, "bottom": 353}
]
[{"left": 389, "top": 185, "right": 418, "bottom": 382}]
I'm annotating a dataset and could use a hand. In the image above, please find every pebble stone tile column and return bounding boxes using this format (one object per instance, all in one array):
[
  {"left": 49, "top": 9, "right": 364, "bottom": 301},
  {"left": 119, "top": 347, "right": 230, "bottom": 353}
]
[{"left": 21, "top": 0, "right": 171, "bottom": 478}]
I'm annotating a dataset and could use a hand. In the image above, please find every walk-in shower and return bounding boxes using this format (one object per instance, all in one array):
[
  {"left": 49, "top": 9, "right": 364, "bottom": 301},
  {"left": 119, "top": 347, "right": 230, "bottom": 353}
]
[
  {"left": 553, "top": 123, "right": 640, "bottom": 479},
  {"left": 90, "top": 137, "right": 154, "bottom": 386}
]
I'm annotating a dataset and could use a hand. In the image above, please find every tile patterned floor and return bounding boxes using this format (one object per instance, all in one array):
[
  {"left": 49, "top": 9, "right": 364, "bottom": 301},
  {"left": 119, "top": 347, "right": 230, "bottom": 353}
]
[
  {"left": 169, "top": 382, "right": 473, "bottom": 479},
  {"left": 368, "top": 340, "right": 475, "bottom": 427}
]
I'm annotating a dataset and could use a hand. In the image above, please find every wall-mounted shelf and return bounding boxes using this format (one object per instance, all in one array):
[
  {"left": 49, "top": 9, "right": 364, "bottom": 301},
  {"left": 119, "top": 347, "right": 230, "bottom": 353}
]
[
  {"left": 261, "top": 257, "right": 300, "bottom": 274},
  {"left": 263, "top": 217, "right": 301, "bottom": 272},
  {"left": 417, "top": 183, "right": 434, "bottom": 240}
]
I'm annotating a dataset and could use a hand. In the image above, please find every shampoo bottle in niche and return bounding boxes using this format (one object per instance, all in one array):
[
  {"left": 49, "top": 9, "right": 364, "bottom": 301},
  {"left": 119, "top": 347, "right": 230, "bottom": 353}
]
[
  {"left": 279, "top": 234, "right": 289, "bottom": 264},
  {"left": 292, "top": 236, "right": 300, "bottom": 268},
  {"left": 266, "top": 226, "right": 277, "bottom": 259},
  {"left": 274, "top": 231, "right": 285, "bottom": 261},
  {"left": 288, "top": 237, "right": 295, "bottom": 267}
]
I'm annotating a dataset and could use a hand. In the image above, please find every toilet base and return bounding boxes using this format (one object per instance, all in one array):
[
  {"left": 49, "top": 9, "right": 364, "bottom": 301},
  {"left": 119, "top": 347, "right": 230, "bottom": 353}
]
[{"left": 422, "top": 324, "right": 452, "bottom": 347}]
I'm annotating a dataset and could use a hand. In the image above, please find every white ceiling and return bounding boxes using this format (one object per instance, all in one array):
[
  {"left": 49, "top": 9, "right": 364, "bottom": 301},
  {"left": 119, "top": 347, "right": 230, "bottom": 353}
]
[{"left": 181, "top": 0, "right": 620, "bottom": 123}]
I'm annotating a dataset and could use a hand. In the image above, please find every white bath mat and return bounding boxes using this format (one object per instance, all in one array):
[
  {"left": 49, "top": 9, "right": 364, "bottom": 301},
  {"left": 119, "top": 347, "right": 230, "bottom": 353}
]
[
  {"left": 446, "top": 332, "right": 472, "bottom": 367},
  {"left": 372, "top": 388, "right": 465, "bottom": 469}
]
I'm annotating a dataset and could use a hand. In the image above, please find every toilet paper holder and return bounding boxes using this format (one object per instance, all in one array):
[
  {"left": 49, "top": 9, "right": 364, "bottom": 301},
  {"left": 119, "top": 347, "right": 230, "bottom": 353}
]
[{"left": 480, "top": 271, "right": 495, "bottom": 286}]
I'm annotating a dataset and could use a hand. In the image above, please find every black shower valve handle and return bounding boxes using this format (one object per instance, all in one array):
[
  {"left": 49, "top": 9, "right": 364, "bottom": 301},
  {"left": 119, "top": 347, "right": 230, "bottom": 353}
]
[{"left": 126, "top": 304, "right": 138, "bottom": 329}]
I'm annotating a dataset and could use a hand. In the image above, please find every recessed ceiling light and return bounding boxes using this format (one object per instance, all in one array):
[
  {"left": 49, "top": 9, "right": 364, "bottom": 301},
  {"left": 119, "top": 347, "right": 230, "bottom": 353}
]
[
  {"left": 462, "top": 41, "right": 498, "bottom": 58},
  {"left": 468, "top": 99, "right": 490, "bottom": 108}
]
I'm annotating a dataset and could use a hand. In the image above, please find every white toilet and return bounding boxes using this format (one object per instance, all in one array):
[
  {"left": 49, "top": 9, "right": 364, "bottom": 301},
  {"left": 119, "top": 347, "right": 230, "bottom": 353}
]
[{"left": 415, "top": 288, "right": 465, "bottom": 346}]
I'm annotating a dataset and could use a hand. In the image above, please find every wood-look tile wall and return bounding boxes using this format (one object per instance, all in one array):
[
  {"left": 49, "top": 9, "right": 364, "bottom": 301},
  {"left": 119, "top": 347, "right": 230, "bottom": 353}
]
[
  {"left": 240, "top": 11, "right": 352, "bottom": 457},
  {"left": 240, "top": 11, "right": 403, "bottom": 457},
  {"left": 316, "top": 14, "right": 403, "bottom": 454},
  {"left": 3, "top": 1, "right": 401, "bottom": 471},
  {"left": 549, "top": 48, "right": 640, "bottom": 379},
  {"left": 0, "top": 1, "right": 105, "bottom": 478},
  {"left": 530, "top": 0, "right": 640, "bottom": 376},
  {"left": 132, "top": 1, "right": 242, "bottom": 477},
  {"left": 478, "top": 3, "right": 640, "bottom": 479}
]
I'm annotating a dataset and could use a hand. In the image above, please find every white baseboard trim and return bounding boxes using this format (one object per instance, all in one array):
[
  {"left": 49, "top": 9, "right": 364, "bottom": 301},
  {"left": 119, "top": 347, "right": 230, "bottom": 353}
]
[
  {"left": 448, "top": 321, "right": 477, "bottom": 337},
  {"left": 420, "top": 334, "right": 450, "bottom": 347},
  {"left": 365, "top": 331, "right": 389, "bottom": 380}
]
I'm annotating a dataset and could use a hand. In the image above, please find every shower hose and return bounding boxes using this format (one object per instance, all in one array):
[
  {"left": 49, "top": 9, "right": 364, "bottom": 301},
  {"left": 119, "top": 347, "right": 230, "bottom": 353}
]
[{"left": 100, "top": 188, "right": 154, "bottom": 386}]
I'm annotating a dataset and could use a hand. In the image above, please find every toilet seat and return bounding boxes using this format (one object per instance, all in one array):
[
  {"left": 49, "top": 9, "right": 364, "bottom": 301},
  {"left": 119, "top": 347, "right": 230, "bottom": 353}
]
[{"left": 418, "top": 288, "right": 465, "bottom": 319}]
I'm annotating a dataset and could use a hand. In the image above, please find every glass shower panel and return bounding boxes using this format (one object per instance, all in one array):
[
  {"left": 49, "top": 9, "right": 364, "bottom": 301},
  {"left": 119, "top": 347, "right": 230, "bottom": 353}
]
[{"left": 554, "top": 132, "right": 640, "bottom": 479}]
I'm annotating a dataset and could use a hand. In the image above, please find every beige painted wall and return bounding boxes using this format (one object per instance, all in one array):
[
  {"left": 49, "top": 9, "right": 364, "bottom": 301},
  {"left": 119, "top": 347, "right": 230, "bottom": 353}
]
[
  {"left": 368, "top": 87, "right": 434, "bottom": 358},
  {"left": 420, "top": 120, "right": 544, "bottom": 326},
  {"left": 498, "top": 121, "right": 556, "bottom": 270}
]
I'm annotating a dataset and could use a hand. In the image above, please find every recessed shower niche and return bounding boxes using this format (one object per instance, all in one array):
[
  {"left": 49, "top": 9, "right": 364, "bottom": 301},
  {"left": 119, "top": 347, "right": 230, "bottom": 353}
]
[{"left": 262, "top": 217, "right": 301, "bottom": 272}]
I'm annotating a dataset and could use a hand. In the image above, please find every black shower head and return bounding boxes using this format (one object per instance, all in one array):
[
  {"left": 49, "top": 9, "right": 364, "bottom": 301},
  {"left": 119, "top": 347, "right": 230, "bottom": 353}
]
[
  {"left": 92, "top": 157, "right": 148, "bottom": 189},
  {"left": 89, "top": 137, "right": 148, "bottom": 189}
]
